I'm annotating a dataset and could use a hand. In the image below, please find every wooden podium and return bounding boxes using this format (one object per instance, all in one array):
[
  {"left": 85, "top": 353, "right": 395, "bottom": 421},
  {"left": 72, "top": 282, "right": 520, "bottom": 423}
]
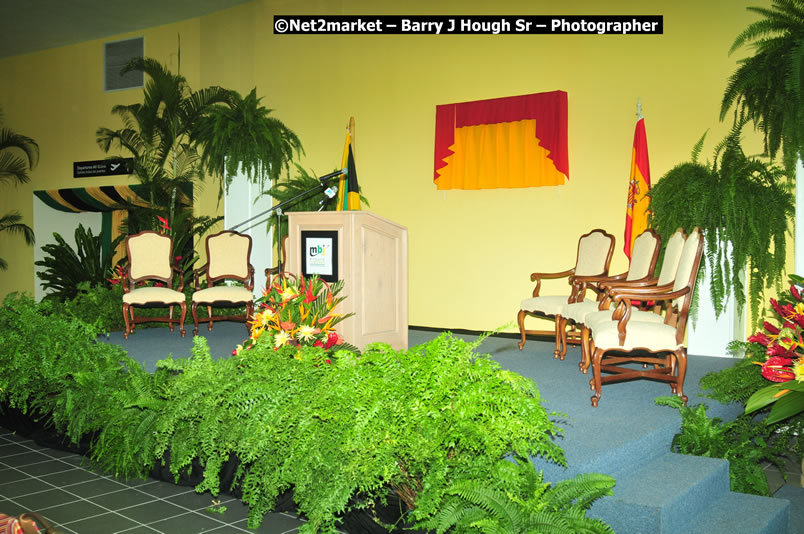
[{"left": 286, "top": 211, "right": 408, "bottom": 351}]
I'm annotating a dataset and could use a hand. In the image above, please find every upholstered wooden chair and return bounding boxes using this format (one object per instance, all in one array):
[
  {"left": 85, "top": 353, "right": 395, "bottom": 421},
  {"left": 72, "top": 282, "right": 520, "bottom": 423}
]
[
  {"left": 576, "top": 228, "right": 687, "bottom": 372},
  {"left": 559, "top": 228, "right": 661, "bottom": 367},
  {"left": 517, "top": 228, "right": 615, "bottom": 359},
  {"left": 586, "top": 228, "right": 704, "bottom": 407},
  {"left": 192, "top": 230, "right": 255, "bottom": 335},
  {"left": 121, "top": 231, "right": 187, "bottom": 339}
]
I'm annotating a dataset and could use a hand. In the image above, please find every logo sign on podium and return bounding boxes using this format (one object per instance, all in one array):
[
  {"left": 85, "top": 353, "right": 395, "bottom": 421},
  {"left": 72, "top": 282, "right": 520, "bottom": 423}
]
[{"left": 301, "top": 230, "right": 339, "bottom": 282}]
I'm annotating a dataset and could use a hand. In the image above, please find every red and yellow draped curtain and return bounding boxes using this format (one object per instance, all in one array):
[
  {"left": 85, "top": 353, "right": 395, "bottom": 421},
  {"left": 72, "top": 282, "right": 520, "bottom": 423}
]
[{"left": 434, "top": 91, "right": 569, "bottom": 190}]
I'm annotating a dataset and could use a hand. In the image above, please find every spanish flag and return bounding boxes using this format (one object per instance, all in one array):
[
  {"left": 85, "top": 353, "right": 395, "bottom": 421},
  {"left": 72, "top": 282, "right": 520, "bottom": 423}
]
[
  {"left": 624, "top": 117, "right": 651, "bottom": 259},
  {"left": 337, "top": 123, "right": 361, "bottom": 211}
]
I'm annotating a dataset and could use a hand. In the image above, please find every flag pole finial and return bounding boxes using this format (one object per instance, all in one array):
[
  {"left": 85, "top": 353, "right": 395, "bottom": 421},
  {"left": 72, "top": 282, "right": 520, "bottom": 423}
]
[{"left": 636, "top": 98, "right": 644, "bottom": 120}]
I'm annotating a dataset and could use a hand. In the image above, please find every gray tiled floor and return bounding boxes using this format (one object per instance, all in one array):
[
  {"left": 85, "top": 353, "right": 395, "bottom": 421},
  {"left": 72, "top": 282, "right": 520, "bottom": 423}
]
[{"left": 0, "top": 428, "right": 306, "bottom": 533}]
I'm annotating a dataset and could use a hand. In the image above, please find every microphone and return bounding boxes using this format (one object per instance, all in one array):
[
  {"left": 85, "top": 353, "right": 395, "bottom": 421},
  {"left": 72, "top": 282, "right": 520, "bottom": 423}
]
[
  {"left": 318, "top": 185, "right": 338, "bottom": 211},
  {"left": 318, "top": 168, "right": 347, "bottom": 183}
]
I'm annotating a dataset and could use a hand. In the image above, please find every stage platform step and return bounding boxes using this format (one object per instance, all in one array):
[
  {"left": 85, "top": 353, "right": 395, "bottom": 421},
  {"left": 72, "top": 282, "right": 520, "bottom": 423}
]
[{"left": 588, "top": 452, "right": 788, "bottom": 534}]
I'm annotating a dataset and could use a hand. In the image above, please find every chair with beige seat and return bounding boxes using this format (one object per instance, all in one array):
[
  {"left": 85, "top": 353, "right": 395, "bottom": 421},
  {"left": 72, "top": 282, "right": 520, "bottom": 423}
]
[
  {"left": 517, "top": 228, "right": 615, "bottom": 359},
  {"left": 559, "top": 228, "right": 661, "bottom": 369},
  {"left": 586, "top": 228, "right": 704, "bottom": 407},
  {"left": 121, "top": 230, "right": 187, "bottom": 339},
  {"left": 575, "top": 228, "right": 687, "bottom": 373},
  {"left": 191, "top": 230, "right": 255, "bottom": 335}
]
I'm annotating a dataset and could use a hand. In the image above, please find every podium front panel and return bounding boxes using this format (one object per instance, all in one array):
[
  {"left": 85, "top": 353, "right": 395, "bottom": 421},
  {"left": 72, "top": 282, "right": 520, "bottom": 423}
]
[{"left": 287, "top": 211, "right": 408, "bottom": 351}]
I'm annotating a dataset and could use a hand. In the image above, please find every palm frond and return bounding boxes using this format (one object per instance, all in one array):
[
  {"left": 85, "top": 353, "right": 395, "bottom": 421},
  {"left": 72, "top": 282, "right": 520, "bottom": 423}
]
[{"left": 0, "top": 211, "right": 35, "bottom": 245}]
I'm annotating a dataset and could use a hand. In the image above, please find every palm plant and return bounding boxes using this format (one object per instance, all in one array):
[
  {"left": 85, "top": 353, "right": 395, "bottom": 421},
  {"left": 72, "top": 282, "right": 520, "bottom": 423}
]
[
  {"left": 0, "top": 109, "right": 38, "bottom": 269},
  {"left": 721, "top": 0, "right": 804, "bottom": 173},
  {"left": 96, "top": 57, "right": 231, "bottom": 228}
]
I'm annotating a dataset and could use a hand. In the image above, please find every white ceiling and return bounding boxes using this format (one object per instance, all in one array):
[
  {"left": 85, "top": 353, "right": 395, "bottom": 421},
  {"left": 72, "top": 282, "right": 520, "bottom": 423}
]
[{"left": 0, "top": 0, "right": 252, "bottom": 59}]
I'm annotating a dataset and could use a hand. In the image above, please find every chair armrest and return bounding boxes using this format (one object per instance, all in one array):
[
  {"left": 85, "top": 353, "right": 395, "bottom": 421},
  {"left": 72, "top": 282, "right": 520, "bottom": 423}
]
[
  {"left": 608, "top": 282, "right": 677, "bottom": 300},
  {"left": 172, "top": 264, "right": 185, "bottom": 293},
  {"left": 193, "top": 263, "right": 208, "bottom": 290},
  {"left": 247, "top": 264, "right": 255, "bottom": 291},
  {"left": 122, "top": 265, "right": 132, "bottom": 294},
  {"left": 572, "top": 272, "right": 627, "bottom": 302},
  {"left": 530, "top": 268, "right": 575, "bottom": 297}
]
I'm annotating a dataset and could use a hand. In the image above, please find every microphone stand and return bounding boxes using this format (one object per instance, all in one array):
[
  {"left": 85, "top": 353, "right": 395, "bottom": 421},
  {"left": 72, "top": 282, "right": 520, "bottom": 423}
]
[{"left": 228, "top": 171, "right": 343, "bottom": 270}]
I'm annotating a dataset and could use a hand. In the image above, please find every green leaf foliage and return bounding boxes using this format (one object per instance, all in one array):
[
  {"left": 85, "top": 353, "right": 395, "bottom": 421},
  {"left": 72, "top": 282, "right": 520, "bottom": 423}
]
[
  {"left": 0, "top": 108, "right": 38, "bottom": 269},
  {"left": 35, "top": 224, "right": 125, "bottom": 301},
  {"left": 0, "top": 294, "right": 148, "bottom": 446},
  {"left": 722, "top": 0, "right": 804, "bottom": 174},
  {"left": 699, "top": 344, "right": 768, "bottom": 404},
  {"left": 0, "top": 296, "right": 579, "bottom": 533},
  {"left": 416, "top": 457, "right": 615, "bottom": 534},
  {"left": 648, "top": 122, "right": 794, "bottom": 326},
  {"left": 260, "top": 164, "right": 370, "bottom": 243},
  {"left": 656, "top": 396, "right": 792, "bottom": 495}
]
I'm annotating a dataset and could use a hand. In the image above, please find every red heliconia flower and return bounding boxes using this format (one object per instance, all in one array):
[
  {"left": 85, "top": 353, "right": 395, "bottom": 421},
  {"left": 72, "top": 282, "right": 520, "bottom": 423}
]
[
  {"left": 771, "top": 298, "right": 795, "bottom": 318},
  {"left": 763, "top": 321, "right": 781, "bottom": 335},
  {"left": 791, "top": 285, "right": 802, "bottom": 301},
  {"left": 794, "top": 314, "right": 804, "bottom": 329},
  {"left": 748, "top": 332, "right": 771, "bottom": 346},
  {"left": 325, "top": 359, "right": 332, "bottom": 364},
  {"left": 766, "top": 343, "right": 796, "bottom": 358},
  {"left": 324, "top": 331, "right": 339, "bottom": 349},
  {"left": 761, "top": 356, "right": 796, "bottom": 382},
  {"left": 303, "top": 281, "right": 315, "bottom": 304},
  {"left": 313, "top": 340, "right": 324, "bottom": 348},
  {"left": 157, "top": 216, "right": 171, "bottom": 232}
]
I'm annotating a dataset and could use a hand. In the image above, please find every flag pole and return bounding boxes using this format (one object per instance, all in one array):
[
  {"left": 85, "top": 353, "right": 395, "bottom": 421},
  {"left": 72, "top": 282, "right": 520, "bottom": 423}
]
[{"left": 636, "top": 97, "right": 643, "bottom": 120}]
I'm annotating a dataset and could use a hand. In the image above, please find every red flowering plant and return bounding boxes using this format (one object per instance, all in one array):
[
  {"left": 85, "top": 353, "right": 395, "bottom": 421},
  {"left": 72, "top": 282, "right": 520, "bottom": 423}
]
[
  {"left": 745, "top": 275, "right": 804, "bottom": 423},
  {"left": 233, "top": 272, "right": 358, "bottom": 359}
]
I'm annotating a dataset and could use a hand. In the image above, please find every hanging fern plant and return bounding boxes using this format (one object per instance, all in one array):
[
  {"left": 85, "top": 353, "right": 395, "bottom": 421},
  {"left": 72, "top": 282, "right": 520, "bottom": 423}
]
[{"left": 648, "top": 120, "right": 794, "bottom": 327}]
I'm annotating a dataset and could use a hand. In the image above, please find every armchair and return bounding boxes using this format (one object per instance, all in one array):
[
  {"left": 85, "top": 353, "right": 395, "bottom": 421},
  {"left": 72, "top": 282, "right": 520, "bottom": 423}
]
[
  {"left": 517, "top": 228, "right": 615, "bottom": 359},
  {"left": 586, "top": 228, "right": 704, "bottom": 407},
  {"left": 121, "top": 231, "right": 186, "bottom": 339},
  {"left": 191, "top": 230, "right": 255, "bottom": 335}
]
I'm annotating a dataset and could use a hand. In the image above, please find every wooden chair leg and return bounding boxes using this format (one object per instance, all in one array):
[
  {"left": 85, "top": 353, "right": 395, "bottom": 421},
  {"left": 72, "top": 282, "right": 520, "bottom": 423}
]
[
  {"left": 674, "top": 349, "right": 688, "bottom": 404},
  {"left": 207, "top": 305, "right": 213, "bottom": 331},
  {"left": 517, "top": 310, "right": 528, "bottom": 350},
  {"left": 178, "top": 302, "right": 187, "bottom": 337},
  {"left": 168, "top": 305, "right": 175, "bottom": 333},
  {"left": 192, "top": 302, "right": 200, "bottom": 336},
  {"left": 554, "top": 316, "right": 568, "bottom": 360},
  {"left": 590, "top": 347, "right": 604, "bottom": 407},
  {"left": 122, "top": 303, "right": 131, "bottom": 339},
  {"left": 579, "top": 326, "right": 590, "bottom": 373}
]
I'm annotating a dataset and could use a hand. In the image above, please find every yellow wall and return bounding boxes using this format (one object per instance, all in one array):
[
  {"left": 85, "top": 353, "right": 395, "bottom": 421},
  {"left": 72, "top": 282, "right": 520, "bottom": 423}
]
[{"left": 0, "top": 0, "right": 774, "bottom": 333}]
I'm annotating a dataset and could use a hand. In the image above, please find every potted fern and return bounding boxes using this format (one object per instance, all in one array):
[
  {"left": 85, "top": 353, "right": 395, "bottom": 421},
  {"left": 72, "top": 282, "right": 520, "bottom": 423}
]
[{"left": 648, "top": 121, "right": 794, "bottom": 326}]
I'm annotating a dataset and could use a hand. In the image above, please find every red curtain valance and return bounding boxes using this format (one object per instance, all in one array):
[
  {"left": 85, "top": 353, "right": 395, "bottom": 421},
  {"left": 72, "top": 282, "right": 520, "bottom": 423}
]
[{"left": 434, "top": 90, "right": 569, "bottom": 189}]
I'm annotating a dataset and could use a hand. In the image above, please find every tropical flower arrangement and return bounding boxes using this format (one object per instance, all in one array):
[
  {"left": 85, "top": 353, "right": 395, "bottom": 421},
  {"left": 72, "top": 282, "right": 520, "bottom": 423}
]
[
  {"left": 745, "top": 275, "right": 804, "bottom": 423},
  {"left": 234, "top": 273, "right": 357, "bottom": 356}
]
